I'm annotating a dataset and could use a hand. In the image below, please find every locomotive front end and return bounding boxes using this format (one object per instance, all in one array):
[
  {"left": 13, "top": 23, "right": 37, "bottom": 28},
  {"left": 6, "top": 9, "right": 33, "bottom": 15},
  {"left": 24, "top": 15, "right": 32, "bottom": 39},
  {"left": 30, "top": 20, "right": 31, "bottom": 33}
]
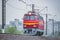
[
  {"left": 23, "top": 12, "right": 39, "bottom": 35},
  {"left": 23, "top": 11, "right": 44, "bottom": 36}
]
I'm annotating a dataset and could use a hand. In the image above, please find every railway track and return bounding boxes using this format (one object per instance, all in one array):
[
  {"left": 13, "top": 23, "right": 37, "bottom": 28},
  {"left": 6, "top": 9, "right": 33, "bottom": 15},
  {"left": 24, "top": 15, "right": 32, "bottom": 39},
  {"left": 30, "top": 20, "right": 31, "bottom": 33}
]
[{"left": 0, "top": 33, "right": 60, "bottom": 40}]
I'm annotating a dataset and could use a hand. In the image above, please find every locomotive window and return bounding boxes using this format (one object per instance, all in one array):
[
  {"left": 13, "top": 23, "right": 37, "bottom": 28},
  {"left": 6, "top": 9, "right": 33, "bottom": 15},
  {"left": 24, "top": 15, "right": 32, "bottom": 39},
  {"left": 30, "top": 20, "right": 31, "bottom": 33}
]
[
  {"left": 39, "top": 16, "right": 43, "bottom": 20},
  {"left": 38, "top": 15, "right": 43, "bottom": 20},
  {"left": 25, "top": 16, "right": 29, "bottom": 20},
  {"left": 30, "top": 16, "right": 35, "bottom": 20}
]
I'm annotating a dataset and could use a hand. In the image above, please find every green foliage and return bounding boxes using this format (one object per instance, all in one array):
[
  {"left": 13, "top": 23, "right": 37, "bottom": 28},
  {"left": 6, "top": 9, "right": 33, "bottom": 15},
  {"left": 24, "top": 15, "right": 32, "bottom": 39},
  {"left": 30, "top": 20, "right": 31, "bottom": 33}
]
[
  {"left": 15, "top": 30, "right": 24, "bottom": 34},
  {"left": 5, "top": 25, "right": 16, "bottom": 34},
  {"left": 0, "top": 29, "right": 2, "bottom": 33},
  {"left": 5, "top": 25, "right": 23, "bottom": 34}
]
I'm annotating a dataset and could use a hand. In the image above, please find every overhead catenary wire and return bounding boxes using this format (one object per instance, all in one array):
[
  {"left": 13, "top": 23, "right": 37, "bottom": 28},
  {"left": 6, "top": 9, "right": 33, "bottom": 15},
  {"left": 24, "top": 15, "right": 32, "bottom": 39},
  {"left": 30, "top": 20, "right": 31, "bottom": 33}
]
[
  {"left": 6, "top": 3, "right": 26, "bottom": 11},
  {"left": 19, "top": 0, "right": 31, "bottom": 6}
]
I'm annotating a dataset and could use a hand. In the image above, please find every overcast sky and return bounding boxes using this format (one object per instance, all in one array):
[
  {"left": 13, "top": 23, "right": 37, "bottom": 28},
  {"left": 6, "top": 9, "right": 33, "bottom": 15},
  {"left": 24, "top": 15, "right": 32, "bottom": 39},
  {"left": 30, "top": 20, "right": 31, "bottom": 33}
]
[{"left": 0, "top": 0, "right": 60, "bottom": 24}]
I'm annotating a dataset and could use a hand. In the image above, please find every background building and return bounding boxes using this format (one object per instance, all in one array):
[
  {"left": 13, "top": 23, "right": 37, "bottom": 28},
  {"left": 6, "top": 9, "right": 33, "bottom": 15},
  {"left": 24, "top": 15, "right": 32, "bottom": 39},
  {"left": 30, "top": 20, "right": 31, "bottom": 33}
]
[{"left": 9, "top": 19, "right": 23, "bottom": 31}]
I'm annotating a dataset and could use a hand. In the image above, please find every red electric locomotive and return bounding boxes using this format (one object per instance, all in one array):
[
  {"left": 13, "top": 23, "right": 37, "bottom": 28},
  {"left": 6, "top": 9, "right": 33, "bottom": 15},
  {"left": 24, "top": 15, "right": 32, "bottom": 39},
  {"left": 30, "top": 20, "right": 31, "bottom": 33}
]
[{"left": 23, "top": 11, "right": 44, "bottom": 36}]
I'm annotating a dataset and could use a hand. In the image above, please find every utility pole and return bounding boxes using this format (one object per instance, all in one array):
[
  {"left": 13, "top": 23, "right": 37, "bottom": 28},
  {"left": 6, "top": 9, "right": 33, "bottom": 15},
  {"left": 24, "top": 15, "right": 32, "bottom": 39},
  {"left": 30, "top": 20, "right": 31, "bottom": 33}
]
[
  {"left": 46, "top": 14, "right": 47, "bottom": 35},
  {"left": 52, "top": 19, "right": 54, "bottom": 35},
  {"left": 2, "top": 0, "right": 6, "bottom": 33},
  {"left": 53, "top": 15, "right": 56, "bottom": 35},
  {"left": 32, "top": 4, "right": 34, "bottom": 12}
]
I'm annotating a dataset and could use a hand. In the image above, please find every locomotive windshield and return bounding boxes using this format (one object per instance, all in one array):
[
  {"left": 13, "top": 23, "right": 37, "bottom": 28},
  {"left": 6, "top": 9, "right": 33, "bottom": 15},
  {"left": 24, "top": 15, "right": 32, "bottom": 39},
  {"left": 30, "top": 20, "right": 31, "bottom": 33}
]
[
  {"left": 30, "top": 16, "right": 35, "bottom": 20},
  {"left": 24, "top": 15, "right": 35, "bottom": 20},
  {"left": 24, "top": 16, "right": 29, "bottom": 20}
]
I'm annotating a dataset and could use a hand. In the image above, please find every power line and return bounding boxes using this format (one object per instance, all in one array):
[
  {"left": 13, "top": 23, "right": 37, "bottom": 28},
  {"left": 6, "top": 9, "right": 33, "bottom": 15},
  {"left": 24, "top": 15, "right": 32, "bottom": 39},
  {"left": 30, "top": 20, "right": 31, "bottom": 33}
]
[
  {"left": 19, "top": 0, "right": 31, "bottom": 6},
  {"left": 7, "top": 3, "right": 26, "bottom": 10}
]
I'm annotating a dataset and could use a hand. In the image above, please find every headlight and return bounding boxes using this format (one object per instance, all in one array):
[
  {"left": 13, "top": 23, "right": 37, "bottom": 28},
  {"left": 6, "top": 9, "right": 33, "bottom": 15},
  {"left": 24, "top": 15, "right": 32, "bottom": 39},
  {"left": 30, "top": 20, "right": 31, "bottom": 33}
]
[
  {"left": 33, "top": 25, "right": 36, "bottom": 27},
  {"left": 24, "top": 25, "right": 26, "bottom": 27}
]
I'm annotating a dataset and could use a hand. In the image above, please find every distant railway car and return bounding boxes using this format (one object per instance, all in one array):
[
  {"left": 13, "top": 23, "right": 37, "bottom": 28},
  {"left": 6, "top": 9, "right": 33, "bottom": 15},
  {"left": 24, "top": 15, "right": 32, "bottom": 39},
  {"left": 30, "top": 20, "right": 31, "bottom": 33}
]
[{"left": 23, "top": 11, "right": 44, "bottom": 36}]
